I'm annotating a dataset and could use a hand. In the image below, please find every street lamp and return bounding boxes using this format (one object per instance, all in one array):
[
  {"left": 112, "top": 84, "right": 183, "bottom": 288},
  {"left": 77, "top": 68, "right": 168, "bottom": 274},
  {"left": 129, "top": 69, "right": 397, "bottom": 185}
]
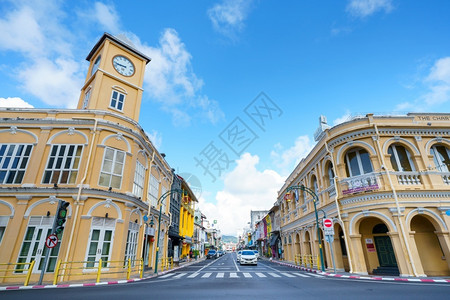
[
  {"left": 285, "top": 185, "right": 325, "bottom": 272},
  {"left": 154, "top": 188, "right": 185, "bottom": 274}
]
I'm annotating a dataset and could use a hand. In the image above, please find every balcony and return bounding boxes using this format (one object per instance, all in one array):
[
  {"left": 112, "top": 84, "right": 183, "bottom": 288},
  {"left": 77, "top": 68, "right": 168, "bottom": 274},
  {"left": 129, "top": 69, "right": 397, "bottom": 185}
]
[
  {"left": 441, "top": 172, "right": 450, "bottom": 185},
  {"left": 339, "top": 173, "right": 380, "bottom": 195},
  {"left": 393, "top": 171, "right": 422, "bottom": 185}
]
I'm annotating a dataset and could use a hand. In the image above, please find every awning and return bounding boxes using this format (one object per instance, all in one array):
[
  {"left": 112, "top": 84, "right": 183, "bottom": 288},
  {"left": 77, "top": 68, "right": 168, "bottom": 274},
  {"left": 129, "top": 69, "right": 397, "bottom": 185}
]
[{"left": 270, "top": 233, "right": 280, "bottom": 246}]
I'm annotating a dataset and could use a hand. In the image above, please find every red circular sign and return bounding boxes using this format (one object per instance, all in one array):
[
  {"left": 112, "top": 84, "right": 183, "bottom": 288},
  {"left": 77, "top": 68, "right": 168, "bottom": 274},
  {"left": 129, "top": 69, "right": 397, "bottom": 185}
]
[
  {"left": 45, "top": 234, "right": 58, "bottom": 248},
  {"left": 323, "top": 219, "right": 333, "bottom": 228}
]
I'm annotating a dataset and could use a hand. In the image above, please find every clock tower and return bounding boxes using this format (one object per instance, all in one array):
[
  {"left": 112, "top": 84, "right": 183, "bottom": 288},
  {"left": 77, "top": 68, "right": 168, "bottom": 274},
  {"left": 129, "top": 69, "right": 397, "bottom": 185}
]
[{"left": 78, "top": 33, "right": 151, "bottom": 122}]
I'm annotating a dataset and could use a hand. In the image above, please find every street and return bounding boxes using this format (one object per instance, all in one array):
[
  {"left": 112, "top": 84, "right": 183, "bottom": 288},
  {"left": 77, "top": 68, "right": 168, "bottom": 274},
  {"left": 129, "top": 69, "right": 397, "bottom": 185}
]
[{"left": 2, "top": 252, "right": 450, "bottom": 300}]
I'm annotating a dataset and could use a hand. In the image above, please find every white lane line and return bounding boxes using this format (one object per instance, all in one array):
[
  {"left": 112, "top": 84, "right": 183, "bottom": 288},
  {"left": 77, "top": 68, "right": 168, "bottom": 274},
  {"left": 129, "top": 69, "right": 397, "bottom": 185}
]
[
  {"left": 202, "top": 272, "right": 212, "bottom": 278},
  {"left": 309, "top": 273, "right": 323, "bottom": 278},
  {"left": 230, "top": 272, "right": 239, "bottom": 278},
  {"left": 243, "top": 273, "right": 252, "bottom": 278},
  {"left": 187, "top": 273, "right": 200, "bottom": 278},
  {"left": 173, "top": 273, "right": 187, "bottom": 278},
  {"left": 217, "top": 272, "right": 225, "bottom": 278},
  {"left": 255, "top": 272, "right": 266, "bottom": 278},
  {"left": 280, "top": 272, "right": 296, "bottom": 278},
  {"left": 159, "top": 273, "right": 176, "bottom": 278},
  {"left": 292, "top": 272, "right": 310, "bottom": 278},
  {"left": 233, "top": 256, "right": 241, "bottom": 272},
  {"left": 268, "top": 272, "right": 281, "bottom": 278}
]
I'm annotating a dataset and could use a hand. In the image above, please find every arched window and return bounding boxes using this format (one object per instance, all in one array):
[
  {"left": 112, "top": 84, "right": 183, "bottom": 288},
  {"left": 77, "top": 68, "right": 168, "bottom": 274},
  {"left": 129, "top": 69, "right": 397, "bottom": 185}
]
[
  {"left": 431, "top": 144, "right": 450, "bottom": 172},
  {"left": 328, "top": 163, "right": 335, "bottom": 186},
  {"left": 311, "top": 176, "right": 318, "bottom": 195},
  {"left": 388, "top": 144, "right": 415, "bottom": 172},
  {"left": 345, "top": 148, "right": 373, "bottom": 177}
]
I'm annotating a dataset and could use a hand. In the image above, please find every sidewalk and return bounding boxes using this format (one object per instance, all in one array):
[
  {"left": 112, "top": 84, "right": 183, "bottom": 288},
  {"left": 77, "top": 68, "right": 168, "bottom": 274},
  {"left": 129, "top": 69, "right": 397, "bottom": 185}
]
[
  {"left": 0, "top": 258, "right": 206, "bottom": 291},
  {"left": 264, "top": 257, "right": 450, "bottom": 284}
]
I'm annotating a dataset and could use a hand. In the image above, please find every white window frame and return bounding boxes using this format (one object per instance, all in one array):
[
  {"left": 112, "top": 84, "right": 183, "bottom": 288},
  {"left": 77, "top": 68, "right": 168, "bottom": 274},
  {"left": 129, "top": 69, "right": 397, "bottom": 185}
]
[
  {"left": 82, "top": 88, "right": 91, "bottom": 109},
  {"left": 85, "top": 217, "right": 116, "bottom": 270},
  {"left": 0, "top": 216, "right": 9, "bottom": 245},
  {"left": 124, "top": 222, "right": 139, "bottom": 266},
  {"left": 345, "top": 148, "right": 373, "bottom": 177},
  {"left": 99, "top": 147, "right": 125, "bottom": 189},
  {"left": 147, "top": 174, "right": 160, "bottom": 208},
  {"left": 328, "top": 165, "right": 335, "bottom": 186},
  {"left": 161, "top": 185, "right": 168, "bottom": 214},
  {"left": 16, "top": 216, "right": 62, "bottom": 273},
  {"left": 0, "top": 144, "right": 33, "bottom": 184},
  {"left": 431, "top": 145, "right": 450, "bottom": 172},
  {"left": 109, "top": 89, "right": 126, "bottom": 112},
  {"left": 42, "top": 144, "right": 83, "bottom": 185},
  {"left": 132, "top": 161, "right": 145, "bottom": 198},
  {"left": 388, "top": 144, "right": 416, "bottom": 172}
]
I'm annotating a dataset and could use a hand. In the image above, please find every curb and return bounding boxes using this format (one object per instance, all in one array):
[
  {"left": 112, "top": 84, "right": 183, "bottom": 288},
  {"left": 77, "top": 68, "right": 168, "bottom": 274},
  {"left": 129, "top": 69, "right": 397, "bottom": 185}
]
[
  {"left": 270, "top": 260, "right": 450, "bottom": 284},
  {"left": 0, "top": 259, "right": 203, "bottom": 292}
]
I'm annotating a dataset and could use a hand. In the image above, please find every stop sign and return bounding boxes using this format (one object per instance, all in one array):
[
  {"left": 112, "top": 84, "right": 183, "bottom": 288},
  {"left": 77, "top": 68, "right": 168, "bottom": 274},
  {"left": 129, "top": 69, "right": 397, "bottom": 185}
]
[{"left": 323, "top": 218, "right": 333, "bottom": 228}]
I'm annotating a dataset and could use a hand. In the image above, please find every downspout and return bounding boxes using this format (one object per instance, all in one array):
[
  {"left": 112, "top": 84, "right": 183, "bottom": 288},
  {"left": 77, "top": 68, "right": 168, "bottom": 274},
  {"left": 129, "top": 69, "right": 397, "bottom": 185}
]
[
  {"left": 63, "top": 118, "right": 99, "bottom": 275},
  {"left": 373, "top": 123, "right": 419, "bottom": 277},
  {"left": 325, "top": 141, "right": 354, "bottom": 273},
  {"left": 142, "top": 151, "right": 156, "bottom": 264}
]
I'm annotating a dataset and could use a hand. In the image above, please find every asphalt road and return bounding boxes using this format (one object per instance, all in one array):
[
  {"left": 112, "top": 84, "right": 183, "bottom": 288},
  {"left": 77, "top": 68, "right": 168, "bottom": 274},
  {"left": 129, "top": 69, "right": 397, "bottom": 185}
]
[{"left": 2, "top": 252, "right": 450, "bottom": 299}]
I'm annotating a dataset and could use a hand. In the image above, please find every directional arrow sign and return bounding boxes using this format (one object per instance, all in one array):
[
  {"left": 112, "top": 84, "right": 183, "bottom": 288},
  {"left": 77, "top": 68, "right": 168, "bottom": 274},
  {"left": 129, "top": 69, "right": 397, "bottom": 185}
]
[{"left": 45, "top": 234, "right": 58, "bottom": 248}]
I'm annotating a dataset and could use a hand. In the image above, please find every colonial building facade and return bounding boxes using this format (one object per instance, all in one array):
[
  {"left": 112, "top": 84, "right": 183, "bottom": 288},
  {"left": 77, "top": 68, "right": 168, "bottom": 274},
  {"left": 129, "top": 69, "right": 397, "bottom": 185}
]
[
  {"left": 279, "top": 113, "right": 450, "bottom": 277},
  {"left": 0, "top": 33, "right": 173, "bottom": 284}
]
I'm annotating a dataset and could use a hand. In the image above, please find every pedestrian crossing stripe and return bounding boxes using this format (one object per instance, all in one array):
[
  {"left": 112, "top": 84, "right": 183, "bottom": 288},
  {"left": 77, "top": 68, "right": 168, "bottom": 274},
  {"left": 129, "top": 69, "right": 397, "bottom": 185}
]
[{"left": 159, "top": 272, "right": 319, "bottom": 279}]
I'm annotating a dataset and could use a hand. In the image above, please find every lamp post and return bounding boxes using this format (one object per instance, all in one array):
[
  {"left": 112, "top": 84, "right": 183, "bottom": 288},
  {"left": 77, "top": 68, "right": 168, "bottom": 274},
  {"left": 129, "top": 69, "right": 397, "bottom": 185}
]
[
  {"left": 154, "top": 188, "right": 185, "bottom": 274},
  {"left": 286, "top": 185, "right": 325, "bottom": 272}
]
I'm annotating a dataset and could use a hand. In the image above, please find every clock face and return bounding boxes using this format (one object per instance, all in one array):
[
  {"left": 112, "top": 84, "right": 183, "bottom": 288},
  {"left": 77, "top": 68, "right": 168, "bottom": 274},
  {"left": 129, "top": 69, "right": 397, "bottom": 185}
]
[{"left": 112, "top": 55, "right": 135, "bottom": 76}]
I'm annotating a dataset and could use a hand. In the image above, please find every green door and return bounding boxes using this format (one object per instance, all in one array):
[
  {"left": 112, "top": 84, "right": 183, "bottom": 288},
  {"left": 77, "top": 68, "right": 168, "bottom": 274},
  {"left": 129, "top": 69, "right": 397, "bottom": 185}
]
[{"left": 374, "top": 236, "right": 397, "bottom": 267}]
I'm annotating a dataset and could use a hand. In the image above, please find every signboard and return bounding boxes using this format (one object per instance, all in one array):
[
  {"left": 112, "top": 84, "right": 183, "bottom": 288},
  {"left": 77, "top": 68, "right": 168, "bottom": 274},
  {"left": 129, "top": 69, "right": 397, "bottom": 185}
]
[
  {"left": 323, "top": 218, "right": 334, "bottom": 236},
  {"left": 365, "top": 238, "right": 376, "bottom": 252},
  {"left": 45, "top": 234, "right": 58, "bottom": 248}
]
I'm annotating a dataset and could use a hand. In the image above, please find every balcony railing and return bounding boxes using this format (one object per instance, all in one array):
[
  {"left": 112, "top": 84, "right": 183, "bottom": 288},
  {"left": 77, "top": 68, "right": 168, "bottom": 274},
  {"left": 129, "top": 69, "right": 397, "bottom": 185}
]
[
  {"left": 393, "top": 171, "right": 422, "bottom": 185},
  {"left": 441, "top": 173, "right": 450, "bottom": 185},
  {"left": 324, "top": 184, "right": 336, "bottom": 198},
  {"left": 339, "top": 173, "right": 380, "bottom": 195}
]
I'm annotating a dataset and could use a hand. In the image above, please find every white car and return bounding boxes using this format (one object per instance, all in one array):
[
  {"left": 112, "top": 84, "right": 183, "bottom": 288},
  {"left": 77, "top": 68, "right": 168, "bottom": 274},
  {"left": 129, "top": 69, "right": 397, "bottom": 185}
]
[
  {"left": 253, "top": 250, "right": 259, "bottom": 259},
  {"left": 236, "top": 250, "right": 242, "bottom": 262},
  {"left": 239, "top": 250, "right": 258, "bottom": 265}
]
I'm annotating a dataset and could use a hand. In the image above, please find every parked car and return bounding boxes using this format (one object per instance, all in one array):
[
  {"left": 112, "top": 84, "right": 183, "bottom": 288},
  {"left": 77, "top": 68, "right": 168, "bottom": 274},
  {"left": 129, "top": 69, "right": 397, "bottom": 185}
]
[
  {"left": 206, "top": 250, "right": 218, "bottom": 259},
  {"left": 236, "top": 250, "right": 242, "bottom": 262},
  {"left": 239, "top": 250, "right": 258, "bottom": 265},
  {"left": 253, "top": 250, "right": 259, "bottom": 259}
]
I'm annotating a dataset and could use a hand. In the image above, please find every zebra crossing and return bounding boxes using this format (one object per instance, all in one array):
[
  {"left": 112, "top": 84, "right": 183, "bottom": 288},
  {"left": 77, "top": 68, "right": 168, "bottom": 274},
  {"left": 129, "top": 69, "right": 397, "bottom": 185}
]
[{"left": 159, "top": 271, "right": 322, "bottom": 280}]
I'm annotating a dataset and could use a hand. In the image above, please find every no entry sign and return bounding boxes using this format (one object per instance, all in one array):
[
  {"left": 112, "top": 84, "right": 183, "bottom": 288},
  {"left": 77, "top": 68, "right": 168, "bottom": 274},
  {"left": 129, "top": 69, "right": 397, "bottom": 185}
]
[{"left": 323, "top": 218, "right": 334, "bottom": 236}]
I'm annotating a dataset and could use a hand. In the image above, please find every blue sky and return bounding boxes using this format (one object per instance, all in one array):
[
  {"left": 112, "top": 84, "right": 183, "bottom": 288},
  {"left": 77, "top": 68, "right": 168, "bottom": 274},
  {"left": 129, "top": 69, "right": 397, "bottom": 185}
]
[{"left": 1, "top": 0, "right": 450, "bottom": 236}]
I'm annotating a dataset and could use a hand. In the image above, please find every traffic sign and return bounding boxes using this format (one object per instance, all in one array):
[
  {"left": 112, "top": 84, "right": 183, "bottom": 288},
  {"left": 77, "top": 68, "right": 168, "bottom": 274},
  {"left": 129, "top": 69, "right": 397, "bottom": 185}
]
[
  {"left": 323, "top": 218, "right": 334, "bottom": 236},
  {"left": 45, "top": 234, "right": 58, "bottom": 248}
]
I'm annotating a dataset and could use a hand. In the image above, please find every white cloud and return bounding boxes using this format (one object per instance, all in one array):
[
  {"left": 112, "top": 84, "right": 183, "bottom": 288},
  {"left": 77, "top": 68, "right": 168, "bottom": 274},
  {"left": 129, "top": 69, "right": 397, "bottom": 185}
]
[
  {"left": 0, "top": 97, "right": 34, "bottom": 108},
  {"left": 146, "top": 130, "right": 163, "bottom": 150},
  {"left": 128, "top": 29, "right": 224, "bottom": 126},
  {"left": 208, "top": 0, "right": 253, "bottom": 39},
  {"left": 396, "top": 57, "right": 450, "bottom": 111},
  {"left": 270, "top": 135, "right": 313, "bottom": 171},
  {"left": 93, "top": 2, "right": 121, "bottom": 34},
  {"left": 198, "top": 153, "right": 285, "bottom": 236},
  {"left": 333, "top": 110, "right": 352, "bottom": 125},
  {"left": 346, "top": 0, "right": 394, "bottom": 18}
]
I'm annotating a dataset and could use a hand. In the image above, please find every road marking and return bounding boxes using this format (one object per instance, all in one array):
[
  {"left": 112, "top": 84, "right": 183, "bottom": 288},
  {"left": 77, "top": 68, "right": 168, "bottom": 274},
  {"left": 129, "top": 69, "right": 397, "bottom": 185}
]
[
  {"left": 230, "top": 272, "right": 239, "bottom": 278},
  {"left": 309, "top": 273, "right": 323, "bottom": 278},
  {"left": 280, "top": 272, "right": 295, "bottom": 278},
  {"left": 159, "top": 273, "right": 176, "bottom": 278},
  {"left": 202, "top": 272, "right": 212, "bottom": 278},
  {"left": 268, "top": 272, "right": 281, "bottom": 278},
  {"left": 292, "top": 272, "right": 310, "bottom": 278},
  {"left": 187, "top": 273, "right": 199, "bottom": 278},
  {"left": 243, "top": 273, "right": 252, "bottom": 278},
  {"left": 255, "top": 272, "right": 266, "bottom": 278},
  {"left": 232, "top": 255, "right": 241, "bottom": 272},
  {"left": 174, "top": 273, "right": 187, "bottom": 278},
  {"left": 217, "top": 272, "right": 224, "bottom": 278}
]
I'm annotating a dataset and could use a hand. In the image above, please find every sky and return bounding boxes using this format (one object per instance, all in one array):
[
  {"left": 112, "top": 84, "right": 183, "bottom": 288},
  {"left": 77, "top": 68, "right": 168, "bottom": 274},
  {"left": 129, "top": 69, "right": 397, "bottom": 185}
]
[{"left": 1, "top": 0, "right": 450, "bottom": 236}]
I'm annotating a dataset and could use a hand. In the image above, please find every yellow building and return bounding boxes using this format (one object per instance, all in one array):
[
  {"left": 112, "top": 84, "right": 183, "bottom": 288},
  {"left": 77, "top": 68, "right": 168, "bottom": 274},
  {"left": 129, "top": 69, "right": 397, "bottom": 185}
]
[
  {"left": 0, "top": 33, "right": 172, "bottom": 284},
  {"left": 178, "top": 176, "right": 197, "bottom": 258},
  {"left": 279, "top": 114, "right": 450, "bottom": 277}
]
